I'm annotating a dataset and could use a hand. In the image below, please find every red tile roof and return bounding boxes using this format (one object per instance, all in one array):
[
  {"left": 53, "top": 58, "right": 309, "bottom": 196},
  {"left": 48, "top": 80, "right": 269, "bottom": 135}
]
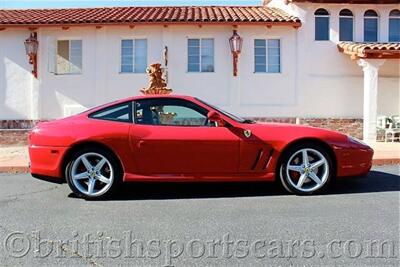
[
  {"left": 337, "top": 42, "right": 400, "bottom": 59},
  {"left": 0, "top": 6, "right": 301, "bottom": 27}
]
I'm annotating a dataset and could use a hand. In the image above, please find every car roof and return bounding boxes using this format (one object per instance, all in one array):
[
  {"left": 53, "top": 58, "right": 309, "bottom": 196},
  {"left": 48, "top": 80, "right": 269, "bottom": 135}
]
[
  {"left": 118, "top": 94, "right": 197, "bottom": 104},
  {"left": 130, "top": 94, "right": 195, "bottom": 101},
  {"left": 82, "top": 94, "right": 198, "bottom": 115}
]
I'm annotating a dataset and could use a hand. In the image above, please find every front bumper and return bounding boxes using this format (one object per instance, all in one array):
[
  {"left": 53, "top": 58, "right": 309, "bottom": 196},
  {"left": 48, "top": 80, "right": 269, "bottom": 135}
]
[
  {"left": 335, "top": 145, "right": 374, "bottom": 177},
  {"left": 29, "top": 145, "right": 68, "bottom": 181}
]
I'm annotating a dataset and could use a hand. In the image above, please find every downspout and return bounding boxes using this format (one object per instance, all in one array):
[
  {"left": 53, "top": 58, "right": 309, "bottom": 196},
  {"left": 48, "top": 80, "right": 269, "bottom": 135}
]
[{"left": 294, "top": 23, "right": 299, "bottom": 124}]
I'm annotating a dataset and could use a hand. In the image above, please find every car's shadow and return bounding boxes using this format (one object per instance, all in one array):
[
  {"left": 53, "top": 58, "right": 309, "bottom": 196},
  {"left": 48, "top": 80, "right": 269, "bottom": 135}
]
[{"left": 68, "top": 170, "right": 400, "bottom": 201}]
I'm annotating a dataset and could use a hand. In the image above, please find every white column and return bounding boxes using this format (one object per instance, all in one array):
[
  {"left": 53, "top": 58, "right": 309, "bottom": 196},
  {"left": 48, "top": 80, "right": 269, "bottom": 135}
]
[{"left": 357, "top": 59, "right": 385, "bottom": 143}]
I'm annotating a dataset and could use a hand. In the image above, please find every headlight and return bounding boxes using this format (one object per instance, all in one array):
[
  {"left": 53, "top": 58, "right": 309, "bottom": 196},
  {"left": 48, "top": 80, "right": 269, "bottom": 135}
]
[{"left": 348, "top": 136, "right": 368, "bottom": 146}]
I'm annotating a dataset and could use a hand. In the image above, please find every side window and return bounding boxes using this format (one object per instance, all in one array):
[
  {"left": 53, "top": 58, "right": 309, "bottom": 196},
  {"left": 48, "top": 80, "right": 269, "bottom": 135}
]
[
  {"left": 389, "top": 9, "right": 400, "bottom": 42},
  {"left": 134, "top": 98, "right": 210, "bottom": 126},
  {"left": 254, "top": 39, "right": 281, "bottom": 73},
  {"left": 364, "top": 10, "right": 379, "bottom": 42},
  {"left": 120, "top": 39, "right": 147, "bottom": 73},
  {"left": 314, "top": 8, "right": 330, "bottom": 41},
  {"left": 339, "top": 9, "right": 354, "bottom": 41},
  {"left": 188, "top": 38, "right": 215, "bottom": 72},
  {"left": 89, "top": 102, "right": 132, "bottom": 123},
  {"left": 56, "top": 40, "right": 82, "bottom": 74}
]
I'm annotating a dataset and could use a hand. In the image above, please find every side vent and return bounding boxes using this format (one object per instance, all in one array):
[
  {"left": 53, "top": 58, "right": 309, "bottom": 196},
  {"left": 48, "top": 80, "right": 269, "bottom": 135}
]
[
  {"left": 251, "top": 149, "right": 264, "bottom": 170},
  {"left": 263, "top": 149, "right": 274, "bottom": 170}
]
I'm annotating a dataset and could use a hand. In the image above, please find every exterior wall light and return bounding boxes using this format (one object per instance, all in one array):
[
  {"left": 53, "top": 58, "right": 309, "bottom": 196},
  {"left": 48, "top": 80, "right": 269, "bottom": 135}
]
[
  {"left": 229, "top": 30, "right": 243, "bottom": 76},
  {"left": 24, "top": 32, "right": 38, "bottom": 78}
]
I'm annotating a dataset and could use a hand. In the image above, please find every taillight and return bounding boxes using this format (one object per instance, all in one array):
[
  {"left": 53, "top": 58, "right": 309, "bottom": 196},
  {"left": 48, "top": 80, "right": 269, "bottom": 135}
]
[{"left": 28, "top": 127, "right": 40, "bottom": 144}]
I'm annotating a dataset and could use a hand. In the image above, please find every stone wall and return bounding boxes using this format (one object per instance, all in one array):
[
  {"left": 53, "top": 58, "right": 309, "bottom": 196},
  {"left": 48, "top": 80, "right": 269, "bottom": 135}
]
[
  {"left": 0, "top": 118, "right": 363, "bottom": 146},
  {"left": 300, "top": 118, "right": 363, "bottom": 139},
  {"left": 0, "top": 120, "right": 41, "bottom": 129},
  {"left": 0, "top": 130, "right": 29, "bottom": 146}
]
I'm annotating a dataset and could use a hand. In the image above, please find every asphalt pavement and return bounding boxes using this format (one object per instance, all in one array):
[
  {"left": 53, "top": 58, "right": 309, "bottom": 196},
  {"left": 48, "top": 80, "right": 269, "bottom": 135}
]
[{"left": 0, "top": 165, "right": 399, "bottom": 266}]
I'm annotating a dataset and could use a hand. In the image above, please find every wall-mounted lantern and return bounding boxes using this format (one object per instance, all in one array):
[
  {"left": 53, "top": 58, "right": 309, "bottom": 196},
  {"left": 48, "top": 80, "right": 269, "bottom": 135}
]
[
  {"left": 229, "top": 30, "right": 243, "bottom": 76},
  {"left": 24, "top": 32, "right": 38, "bottom": 78}
]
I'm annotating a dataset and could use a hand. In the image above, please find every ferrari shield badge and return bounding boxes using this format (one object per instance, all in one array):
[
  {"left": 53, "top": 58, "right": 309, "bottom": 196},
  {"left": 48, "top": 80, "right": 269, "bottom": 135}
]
[{"left": 244, "top": 129, "right": 252, "bottom": 138}]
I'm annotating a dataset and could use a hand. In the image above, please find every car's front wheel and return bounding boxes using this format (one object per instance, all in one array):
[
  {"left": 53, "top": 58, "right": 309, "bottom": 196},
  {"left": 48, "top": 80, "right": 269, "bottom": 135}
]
[
  {"left": 279, "top": 143, "right": 333, "bottom": 195},
  {"left": 65, "top": 147, "right": 121, "bottom": 200}
]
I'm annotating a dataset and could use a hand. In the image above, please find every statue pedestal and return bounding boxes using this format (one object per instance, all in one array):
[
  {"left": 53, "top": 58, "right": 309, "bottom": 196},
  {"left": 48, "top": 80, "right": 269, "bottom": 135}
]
[{"left": 140, "top": 87, "right": 173, "bottom": 95}]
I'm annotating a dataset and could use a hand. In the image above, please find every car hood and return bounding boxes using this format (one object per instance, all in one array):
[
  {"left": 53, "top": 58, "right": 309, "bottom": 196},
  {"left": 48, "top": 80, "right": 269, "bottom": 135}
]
[{"left": 240, "top": 122, "right": 348, "bottom": 145}]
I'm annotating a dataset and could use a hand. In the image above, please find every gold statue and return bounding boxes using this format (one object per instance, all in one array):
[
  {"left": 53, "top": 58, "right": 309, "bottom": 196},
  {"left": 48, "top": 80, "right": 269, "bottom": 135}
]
[
  {"left": 140, "top": 63, "right": 173, "bottom": 95},
  {"left": 140, "top": 63, "right": 175, "bottom": 123}
]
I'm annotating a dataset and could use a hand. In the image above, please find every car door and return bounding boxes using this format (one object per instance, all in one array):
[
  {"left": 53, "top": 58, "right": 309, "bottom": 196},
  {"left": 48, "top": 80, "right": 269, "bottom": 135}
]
[{"left": 129, "top": 98, "right": 240, "bottom": 175}]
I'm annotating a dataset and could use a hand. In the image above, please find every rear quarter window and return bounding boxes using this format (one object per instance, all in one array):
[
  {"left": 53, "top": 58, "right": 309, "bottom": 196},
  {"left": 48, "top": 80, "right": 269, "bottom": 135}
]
[{"left": 89, "top": 102, "right": 133, "bottom": 123}]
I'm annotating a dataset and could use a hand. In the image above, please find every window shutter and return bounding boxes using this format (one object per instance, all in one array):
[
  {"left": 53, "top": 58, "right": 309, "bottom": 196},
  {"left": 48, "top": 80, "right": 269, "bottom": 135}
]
[{"left": 47, "top": 37, "right": 57, "bottom": 74}]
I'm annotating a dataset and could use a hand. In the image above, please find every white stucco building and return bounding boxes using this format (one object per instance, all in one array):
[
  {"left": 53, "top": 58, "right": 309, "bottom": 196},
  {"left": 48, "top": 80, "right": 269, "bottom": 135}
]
[{"left": 0, "top": 0, "right": 399, "bottom": 142}]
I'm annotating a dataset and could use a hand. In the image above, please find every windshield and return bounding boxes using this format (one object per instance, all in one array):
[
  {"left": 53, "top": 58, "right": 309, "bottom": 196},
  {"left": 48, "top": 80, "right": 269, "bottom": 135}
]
[{"left": 195, "top": 98, "right": 250, "bottom": 123}]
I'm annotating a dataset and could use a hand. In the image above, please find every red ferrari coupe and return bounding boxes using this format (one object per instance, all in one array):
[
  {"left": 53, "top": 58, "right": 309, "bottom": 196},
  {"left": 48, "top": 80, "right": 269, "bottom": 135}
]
[{"left": 29, "top": 95, "right": 373, "bottom": 199}]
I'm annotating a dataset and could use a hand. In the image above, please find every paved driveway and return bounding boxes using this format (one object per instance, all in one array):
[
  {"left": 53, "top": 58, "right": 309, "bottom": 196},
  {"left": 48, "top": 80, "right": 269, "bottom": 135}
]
[{"left": 0, "top": 165, "right": 399, "bottom": 266}]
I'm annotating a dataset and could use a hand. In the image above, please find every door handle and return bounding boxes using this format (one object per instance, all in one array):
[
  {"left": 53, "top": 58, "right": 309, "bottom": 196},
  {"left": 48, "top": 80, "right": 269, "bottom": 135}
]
[{"left": 137, "top": 140, "right": 145, "bottom": 148}]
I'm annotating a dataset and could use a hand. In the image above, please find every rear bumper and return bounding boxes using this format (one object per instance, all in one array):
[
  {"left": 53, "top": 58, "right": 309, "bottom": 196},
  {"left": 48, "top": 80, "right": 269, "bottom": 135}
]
[
  {"left": 29, "top": 145, "right": 68, "bottom": 181},
  {"left": 335, "top": 146, "right": 374, "bottom": 177}
]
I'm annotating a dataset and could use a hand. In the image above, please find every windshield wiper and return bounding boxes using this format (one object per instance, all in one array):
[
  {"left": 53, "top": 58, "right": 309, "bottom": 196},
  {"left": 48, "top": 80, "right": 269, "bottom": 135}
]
[{"left": 242, "top": 119, "right": 255, "bottom": 124}]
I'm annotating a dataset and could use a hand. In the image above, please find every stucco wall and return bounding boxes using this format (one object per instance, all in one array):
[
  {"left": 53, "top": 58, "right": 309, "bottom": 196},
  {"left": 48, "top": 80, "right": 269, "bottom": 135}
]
[
  {"left": 268, "top": 1, "right": 400, "bottom": 117},
  {"left": 0, "top": 2, "right": 399, "bottom": 121},
  {"left": 28, "top": 24, "right": 301, "bottom": 119},
  {"left": 0, "top": 29, "right": 33, "bottom": 120}
]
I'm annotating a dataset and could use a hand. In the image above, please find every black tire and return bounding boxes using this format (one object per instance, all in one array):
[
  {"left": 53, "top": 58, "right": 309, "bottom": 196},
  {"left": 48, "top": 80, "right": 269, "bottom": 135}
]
[
  {"left": 278, "top": 143, "right": 334, "bottom": 195},
  {"left": 65, "top": 147, "right": 122, "bottom": 200}
]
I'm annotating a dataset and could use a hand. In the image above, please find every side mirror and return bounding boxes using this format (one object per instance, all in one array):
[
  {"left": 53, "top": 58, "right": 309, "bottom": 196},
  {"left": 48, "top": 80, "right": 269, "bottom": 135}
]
[{"left": 207, "top": 111, "right": 225, "bottom": 126}]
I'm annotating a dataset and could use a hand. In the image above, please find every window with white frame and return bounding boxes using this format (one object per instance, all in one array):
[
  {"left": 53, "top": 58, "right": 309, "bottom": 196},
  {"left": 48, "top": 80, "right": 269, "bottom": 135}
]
[
  {"left": 254, "top": 39, "right": 280, "bottom": 73},
  {"left": 339, "top": 9, "right": 354, "bottom": 41},
  {"left": 56, "top": 40, "right": 82, "bottom": 74},
  {"left": 389, "top": 9, "right": 400, "bottom": 42},
  {"left": 187, "top": 38, "right": 214, "bottom": 72},
  {"left": 314, "top": 8, "right": 330, "bottom": 41},
  {"left": 120, "top": 39, "right": 147, "bottom": 73},
  {"left": 364, "top": 10, "right": 379, "bottom": 42}
]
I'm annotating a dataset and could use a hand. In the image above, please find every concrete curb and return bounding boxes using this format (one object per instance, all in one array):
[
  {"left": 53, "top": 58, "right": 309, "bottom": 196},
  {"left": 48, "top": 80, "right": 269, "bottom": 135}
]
[
  {"left": 0, "top": 158, "right": 399, "bottom": 174},
  {"left": 0, "top": 166, "right": 30, "bottom": 174},
  {"left": 372, "top": 158, "right": 400, "bottom": 166}
]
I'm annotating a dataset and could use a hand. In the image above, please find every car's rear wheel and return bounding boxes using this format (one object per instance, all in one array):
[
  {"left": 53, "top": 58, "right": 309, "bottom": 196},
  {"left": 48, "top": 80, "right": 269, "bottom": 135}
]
[
  {"left": 65, "top": 147, "right": 121, "bottom": 200},
  {"left": 279, "top": 143, "right": 333, "bottom": 195}
]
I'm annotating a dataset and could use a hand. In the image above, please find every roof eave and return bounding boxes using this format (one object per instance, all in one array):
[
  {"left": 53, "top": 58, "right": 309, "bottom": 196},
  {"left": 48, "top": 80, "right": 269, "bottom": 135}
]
[
  {"left": 337, "top": 43, "right": 400, "bottom": 60},
  {"left": 0, "top": 21, "right": 302, "bottom": 28}
]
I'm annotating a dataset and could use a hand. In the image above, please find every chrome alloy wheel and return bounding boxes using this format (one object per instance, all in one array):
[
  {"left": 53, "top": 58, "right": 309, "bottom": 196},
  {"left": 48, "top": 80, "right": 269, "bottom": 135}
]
[
  {"left": 70, "top": 152, "right": 114, "bottom": 197},
  {"left": 285, "top": 148, "right": 329, "bottom": 193}
]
